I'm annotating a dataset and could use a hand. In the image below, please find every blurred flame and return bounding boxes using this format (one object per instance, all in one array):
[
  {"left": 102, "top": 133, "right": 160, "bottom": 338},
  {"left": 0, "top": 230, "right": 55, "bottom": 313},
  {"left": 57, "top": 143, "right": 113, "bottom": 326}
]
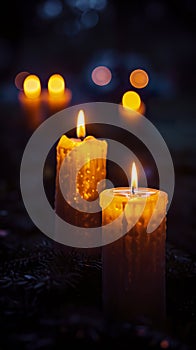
[
  {"left": 77, "top": 110, "right": 86, "bottom": 138},
  {"left": 23, "top": 75, "right": 41, "bottom": 99},
  {"left": 122, "top": 90, "right": 141, "bottom": 111},
  {"left": 131, "top": 162, "right": 138, "bottom": 193},
  {"left": 48, "top": 74, "right": 65, "bottom": 97}
]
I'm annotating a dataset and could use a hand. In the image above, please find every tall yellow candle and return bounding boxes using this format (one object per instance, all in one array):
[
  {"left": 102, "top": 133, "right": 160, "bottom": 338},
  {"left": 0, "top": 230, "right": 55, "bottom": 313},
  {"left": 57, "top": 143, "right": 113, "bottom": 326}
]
[
  {"left": 99, "top": 163, "right": 168, "bottom": 323},
  {"left": 55, "top": 110, "right": 107, "bottom": 254}
]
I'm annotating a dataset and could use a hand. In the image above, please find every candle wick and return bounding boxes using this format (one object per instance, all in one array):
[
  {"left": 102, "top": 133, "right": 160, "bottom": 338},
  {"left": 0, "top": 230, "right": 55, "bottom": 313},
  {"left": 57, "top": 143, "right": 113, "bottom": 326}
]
[
  {"left": 131, "top": 186, "right": 135, "bottom": 195},
  {"left": 80, "top": 136, "right": 85, "bottom": 141}
]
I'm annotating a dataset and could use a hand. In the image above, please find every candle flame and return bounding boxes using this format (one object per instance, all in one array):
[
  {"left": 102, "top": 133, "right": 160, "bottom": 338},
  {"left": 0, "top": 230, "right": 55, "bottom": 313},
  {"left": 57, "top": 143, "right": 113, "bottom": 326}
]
[
  {"left": 48, "top": 74, "right": 65, "bottom": 97},
  {"left": 122, "top": 90, "right": 141, "bottom": 111},
  {"left": 23, "top": 74, "right": 41, "bottom": 99},
  {"left": 131, "top": 162, "right": 138, "bottom": 194},
  {"left": 77, "top": 110, "right": 86, "bottom": 138}
]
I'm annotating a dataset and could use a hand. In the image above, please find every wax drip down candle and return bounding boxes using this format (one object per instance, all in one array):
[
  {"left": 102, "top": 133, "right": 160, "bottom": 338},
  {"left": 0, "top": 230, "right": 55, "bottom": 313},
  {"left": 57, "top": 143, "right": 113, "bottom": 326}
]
[
  {"left": 54, "top": 110, "right": 107, "bottom": 255},
  {"left": 100, "top": 162, "right": 168, "bottom": 323}
]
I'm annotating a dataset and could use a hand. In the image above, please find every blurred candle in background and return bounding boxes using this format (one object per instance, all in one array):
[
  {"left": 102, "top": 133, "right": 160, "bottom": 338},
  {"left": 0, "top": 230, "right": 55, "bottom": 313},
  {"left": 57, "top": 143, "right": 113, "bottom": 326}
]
[
  {"left": 44, "top": 74, "right": 72, "bottom": 115},
  {"left": 122, "top": 90, "right": 141, "bottom": 111},
  {"left": 23, "top": 74, "right": 41, "bottom": 99},
  {"left": 18, "top": 74, "right": 44, "bottom": 130},
  {"left": 121, "top": 90, "right": 146, "bottom": 116}
]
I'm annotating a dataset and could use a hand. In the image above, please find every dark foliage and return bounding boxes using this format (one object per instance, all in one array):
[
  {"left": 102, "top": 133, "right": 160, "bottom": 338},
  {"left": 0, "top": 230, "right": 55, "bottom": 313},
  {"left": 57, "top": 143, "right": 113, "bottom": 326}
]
[{"left": 0, "top": 232, "right": 195, "bottom": 350}]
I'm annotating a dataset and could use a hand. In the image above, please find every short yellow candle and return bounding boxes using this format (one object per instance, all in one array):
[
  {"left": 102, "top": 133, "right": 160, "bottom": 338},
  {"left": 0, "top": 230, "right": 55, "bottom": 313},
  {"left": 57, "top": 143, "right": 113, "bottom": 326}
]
[
  {"left": 54, "top": 110, "right": 107, "bottom": 254},
  {"left": 100, "top": 163, "right": 168, "bottom": 323}
]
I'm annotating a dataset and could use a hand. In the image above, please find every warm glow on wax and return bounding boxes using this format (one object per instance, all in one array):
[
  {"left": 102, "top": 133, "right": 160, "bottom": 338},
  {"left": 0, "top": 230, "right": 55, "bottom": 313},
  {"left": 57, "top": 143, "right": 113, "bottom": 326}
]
[
  {"left": 131, "top": 162, "right": 138, "bottom": 194},
  {"left": 48, "top": 74, "right": 65, "bottom": 97},
  {"left": 77, "top": 110, "right": 86, "bottom": 139},
  {"left": 23, "top": 75, "right": 41, "bottom": 99}
]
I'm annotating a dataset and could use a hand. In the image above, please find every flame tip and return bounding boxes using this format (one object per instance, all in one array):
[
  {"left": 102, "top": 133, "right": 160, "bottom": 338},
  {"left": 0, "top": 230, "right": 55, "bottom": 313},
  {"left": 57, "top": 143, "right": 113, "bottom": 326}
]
[
  {"left": 131, "top": 162, "right": 138, "bottom": 192},
  {"left": 77, "top": 109, "right": 86, "bottom": 138}
]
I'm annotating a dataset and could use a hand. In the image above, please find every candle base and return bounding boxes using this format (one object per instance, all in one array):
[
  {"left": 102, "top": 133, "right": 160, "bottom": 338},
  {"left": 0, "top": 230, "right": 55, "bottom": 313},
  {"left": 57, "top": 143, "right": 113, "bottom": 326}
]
[{"left": 102, "top": 218, "right": 166, "bottom": 325}]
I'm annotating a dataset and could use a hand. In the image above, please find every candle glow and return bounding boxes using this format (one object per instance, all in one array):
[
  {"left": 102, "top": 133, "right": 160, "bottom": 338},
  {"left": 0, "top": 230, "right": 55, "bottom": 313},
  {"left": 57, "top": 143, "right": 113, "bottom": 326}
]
[
  {"left": 48, "top": 74, "right": 65, "bottom": 97},
  {"left": 77, "top": 110, "right": 86, "bottom": 138},
  {"left": 122, "top": 91, "right": 141, "bottom": 111},
  {"left": 23, "top": 74, "right": 41, "bottom": 99}
]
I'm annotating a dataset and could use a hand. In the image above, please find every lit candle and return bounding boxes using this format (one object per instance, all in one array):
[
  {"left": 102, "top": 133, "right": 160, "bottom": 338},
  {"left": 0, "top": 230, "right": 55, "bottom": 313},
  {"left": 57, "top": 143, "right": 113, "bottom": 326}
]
[
  {"left": 18, "top": 74, "right": 44, "bottom": 130},
  {"left": 44, "top": 74, "right": 72, "bottom": 115},
  {"left": 54, "top": 109, "right": 107, "bottom": 255},
  {"left": 100, "top": 162, "right": 168, "bottom": 323}
]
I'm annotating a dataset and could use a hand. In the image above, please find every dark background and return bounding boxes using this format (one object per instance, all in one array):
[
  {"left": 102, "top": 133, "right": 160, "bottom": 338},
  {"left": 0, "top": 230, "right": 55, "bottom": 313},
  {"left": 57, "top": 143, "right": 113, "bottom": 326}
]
[
  {"left": 0, "top": 0, "right": 196, "bottom": 252},
  {"left": 0, "top": 1, "right": 196, "bottom": 349}
]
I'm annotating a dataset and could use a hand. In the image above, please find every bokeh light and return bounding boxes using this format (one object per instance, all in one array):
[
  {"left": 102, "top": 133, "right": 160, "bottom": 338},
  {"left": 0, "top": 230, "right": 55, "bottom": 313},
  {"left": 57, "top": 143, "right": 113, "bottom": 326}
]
[
  {"left": 63, "top": 20, "right": 81, "bottom": 37},
  {"left": 66, "top": 0, "right": 107, "bottom": 12},
  {"left": 15, "top": 71, "right": 30, "bottom": 90},
  {"left": 23, "top": 75, "right": 41, "bottom": 99},
  {"left": 48, "top": 74, "right": 65, "bottom": 97},
  {"left": 81, "top": 10, "right": 99, "bottom": 28},
  {"left": 130, "top": 69, "right": 149, "bottom": 89},
  {"left": 91, "top": 0, "right": 107, "bottom": 11},
  {"left": 38, "top": 0, "right": 63, "bottom": 19},
  {"left": 91, "top": 66, "right": 112, "bottom": 86},
  {"left": 67, "top": 0, "right": 89, "bottom": 12},
  {"left": 122, "top": 91, "right": 141, "bottom": 110},
  {"left": 160, "top": 339, "right": 170, "bottom": 349}
]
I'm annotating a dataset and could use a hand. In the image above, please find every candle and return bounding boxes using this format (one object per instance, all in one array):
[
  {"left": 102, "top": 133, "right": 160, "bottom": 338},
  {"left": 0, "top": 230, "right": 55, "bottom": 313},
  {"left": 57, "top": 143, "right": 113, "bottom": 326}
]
[
  {"left": 54, "top": 109, "right": 107, "bottom": 255},
  {"left": 18, "top": 74, "right": 44, "bottom": 130},
  {"left": 99, "top": 162, "right": 168, "bottom": 323},
  {"left": 43, "top": 74, "right": 72, "bottom": 115}
]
